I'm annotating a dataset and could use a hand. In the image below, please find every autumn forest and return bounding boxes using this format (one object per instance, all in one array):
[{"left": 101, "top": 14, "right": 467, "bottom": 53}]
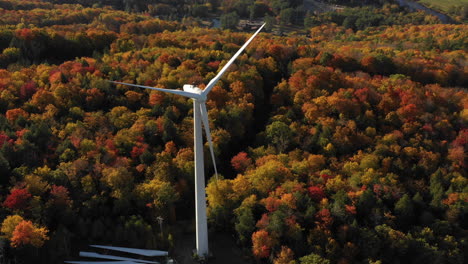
[{"left": 0, "top": 0, "right": 466, "bottom": 263}]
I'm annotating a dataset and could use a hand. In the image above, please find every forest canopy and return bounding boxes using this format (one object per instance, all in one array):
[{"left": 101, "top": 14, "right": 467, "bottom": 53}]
[{"left": 0, "top": 0, "right": 466, "bottom": 263}]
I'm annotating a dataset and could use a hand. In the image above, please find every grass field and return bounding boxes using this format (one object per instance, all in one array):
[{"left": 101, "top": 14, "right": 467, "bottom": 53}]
[{"left": 418, "top": 0, "right": 468, "bottom": 12}]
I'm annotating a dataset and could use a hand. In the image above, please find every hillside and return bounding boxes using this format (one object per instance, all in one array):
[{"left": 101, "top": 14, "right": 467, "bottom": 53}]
[
  {"left": 0, "top": 0, "right": 466, "bottom": 263},
  {"left": 418, "top": 0, "right": 468, "bottom": 16}
]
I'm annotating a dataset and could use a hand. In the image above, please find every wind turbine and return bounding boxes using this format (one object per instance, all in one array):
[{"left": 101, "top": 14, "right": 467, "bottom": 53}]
[{"left": 110, "top": 24, "right": 265, "bottom": 257}]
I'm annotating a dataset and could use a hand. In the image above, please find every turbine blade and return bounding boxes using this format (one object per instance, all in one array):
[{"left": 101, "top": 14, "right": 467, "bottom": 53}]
[
  {"left": 79, "top": 252, "right": 157, "bottom": 264},
  {"left": 202, "top": 23, "right": 265, "bottom": 96},
  {"left": 89, "top": 245, "right": 168, "bottom": 257},
  {"left": 199, "top": 103, "right": 218, "bottom": 181},
  {"left": 65, "top": 261, "right": 138, "bottom": 264},
  {"left": 109, "top": 81, "right": 201, "bottom": 99}
]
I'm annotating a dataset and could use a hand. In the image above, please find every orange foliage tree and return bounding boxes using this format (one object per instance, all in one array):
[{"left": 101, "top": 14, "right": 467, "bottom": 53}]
[{"left": 11, "top": 220, "right": 49, "bottom": 248}]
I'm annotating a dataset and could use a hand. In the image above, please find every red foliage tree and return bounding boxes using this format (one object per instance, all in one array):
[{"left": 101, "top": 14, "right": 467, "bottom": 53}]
[
  {"left": 308, "top": 186, "right": 326, "bottom": 202},
  {"left": 50, "top": 185, "right": 71, "bottom": 207},
  {"left": 397, "top": 103, "right": 420, "bottom": 120},
  {"left": 448, "top": 146, "right": 465, "bottom": 168},
  {"left": 252, "top": 230, "right": 275, "bottom": 259},
  {"left": 320, "top": 174, "right": 333, "bottom": 182},
  {"left": 130, "top": 145, "right": 146, "bottom": 159},
  {"left": 315, "top": 208, "right": 333, "bottom": 229},
  {"left": 149, "top": 92, "right": 165, "bottom": 106},
  {"left": 19, "top": 81, "right": 37, "bottom": 99},
  {"left": 231, "top": 152, "right": 252, "bottom": 172},
  {"left": 453, "top": 129, "right": 468, "bottom": 147},
  {"left": 0, "top": 133, "right": 11, "bottom": 146},
  {"left": 345, "top": 205, "right": 357, "bottom": 215},
  {"left": 256, "top": 213, "right": 270, "bottom": 229},
  {"left": 15, "top": 28, "right": 34, "bottom": 40},
  {"left": 3, "top": 188, "right": 32, "bottom": 210}
]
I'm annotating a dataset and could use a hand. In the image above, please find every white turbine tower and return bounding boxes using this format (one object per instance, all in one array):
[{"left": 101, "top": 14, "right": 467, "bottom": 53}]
[{"left": 110, "top": 24, "right": 265, "bottom": 257}]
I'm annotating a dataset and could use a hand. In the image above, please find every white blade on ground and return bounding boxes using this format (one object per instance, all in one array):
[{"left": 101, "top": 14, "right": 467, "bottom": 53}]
[
  {"left": 79, "top": 252, "right": 157, "bottom": 264},
  {"left": 202, "top": 23, "right": 266, "bottom": 96},
  {"left": 199, "top": 103, "right": 218, "bottom": 180},
  {"left": 109, "top": 81, "right": 201, "bottom": 99},
  {"left": 90, "top": 245, "right": 168, "bottom": 257},
  {"left": 65, "top": 261, "right": 138, "bottom": 264}
]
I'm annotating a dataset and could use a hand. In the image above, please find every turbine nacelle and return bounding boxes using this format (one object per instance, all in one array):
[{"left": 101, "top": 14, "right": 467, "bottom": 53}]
[{"left": 183, "top": 84, "right": 206, "bottom": 101}]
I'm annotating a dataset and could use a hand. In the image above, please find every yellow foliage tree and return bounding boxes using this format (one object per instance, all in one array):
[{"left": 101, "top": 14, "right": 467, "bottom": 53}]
[
  {"left": 1, "top": 215, "right": 24, "bottom": 239},
  {"left": 25, "top": 174, "right": 50, "bottom": 196},
  {"left": 206, "top": 178, "right": 234, "bottom": 216},
  {"left": 274, "top": 246, "right": 297, "bottom": 264},
  {"left": 136, "top": 178, "right": 178, "bottom": 208},
  {"left": 101, "top": 167, "right": 134, "bottom": 199}
]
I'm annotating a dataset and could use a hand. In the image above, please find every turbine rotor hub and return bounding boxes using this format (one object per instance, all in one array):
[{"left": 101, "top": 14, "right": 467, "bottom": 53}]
[{"left": 183, "top": 84, "right": 206, "bottom": 101}]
